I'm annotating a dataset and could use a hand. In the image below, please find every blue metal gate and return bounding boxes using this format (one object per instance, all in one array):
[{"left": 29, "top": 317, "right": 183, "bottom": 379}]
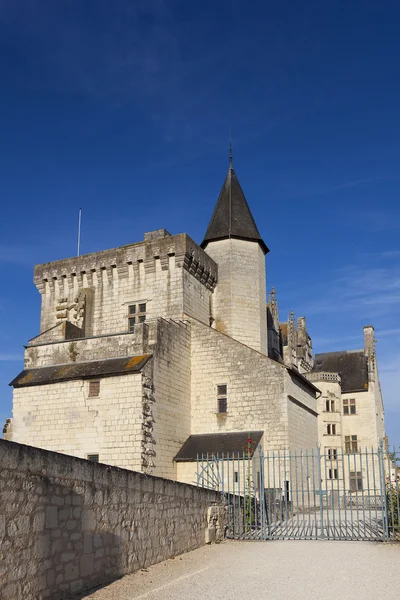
[{"left": 196, "top": 444, "right": 400, "bottom": 541}]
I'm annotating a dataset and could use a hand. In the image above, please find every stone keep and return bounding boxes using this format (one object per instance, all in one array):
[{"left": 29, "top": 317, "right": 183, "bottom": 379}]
[{"left": 4, "top": 155, "right": 385, "bottom": 485}]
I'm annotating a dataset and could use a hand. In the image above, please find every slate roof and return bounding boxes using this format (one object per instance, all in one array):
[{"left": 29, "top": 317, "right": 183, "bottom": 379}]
[
  {"left": 201, "top": 166, "right": 269, "bottom": 254},
  {"left": 10, "top": 355, "right": 151, "bottom": 388},
  {"left": 174, "top": 431, "right": 264, "bottom": 462},
  {"left": 313, "top": 350, "right": 368, "bottom": 393}
]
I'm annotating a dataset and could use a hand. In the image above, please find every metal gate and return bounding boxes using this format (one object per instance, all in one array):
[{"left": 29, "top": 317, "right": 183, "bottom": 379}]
[{"left": 196, "top": 444, "right": 400, "bottom": 541}]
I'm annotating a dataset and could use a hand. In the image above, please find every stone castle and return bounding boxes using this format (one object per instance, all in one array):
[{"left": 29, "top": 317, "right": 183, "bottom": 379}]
[{"left": 4, "top": 155, "right": 386, "bottom": 488}]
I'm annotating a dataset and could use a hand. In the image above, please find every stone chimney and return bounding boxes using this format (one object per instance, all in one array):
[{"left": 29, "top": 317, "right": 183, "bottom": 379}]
[{"left": 364, "top": 325, "right": 375, "bottom": 357}]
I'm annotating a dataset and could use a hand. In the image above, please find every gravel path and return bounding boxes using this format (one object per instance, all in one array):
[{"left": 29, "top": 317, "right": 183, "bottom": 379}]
[{"left": 82, "top": 540, "right": 400, "bottom": 600}]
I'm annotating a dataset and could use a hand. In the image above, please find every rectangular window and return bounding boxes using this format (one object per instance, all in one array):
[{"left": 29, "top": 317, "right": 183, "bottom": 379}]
[
  {"left": 327, "top": 423, "right": 337, "bottom": 435},
  {"left": 345, "top": 435, "right": 358, "bottom": 453},
  {"left": 234, "top": 471, "right": 238, "bottom": 483},
  {"left": 88, "top": 381, "right": 100, "bottom": 397},
  {"left": 217, "top": 384, "right": 228, "bottom": 414},
  {"left": 327, "top": 448, "right": 337, "bottom": 460},
  {"left": 87, "top": 454, "right": 99, "bottom": 462},
  {"left": 343, "top": 398, "right": 356, "bottom": 415},
  {"left": 328, "top": 468, "right": 338, "bottom": 480},
  {"left": 325, "top": 399, "right": 335, "bottom": 412},
  {"left": 128, "top": 302, "right": 146, "bottom": 332},
  {"left": 350, "top": 471, "right": 363, "bottom": 492}
]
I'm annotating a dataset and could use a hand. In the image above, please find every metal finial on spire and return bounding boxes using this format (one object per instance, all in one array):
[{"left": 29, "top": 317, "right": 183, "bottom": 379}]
[{"left": 229, "top": 129, "right": 233, "bottom": 169}]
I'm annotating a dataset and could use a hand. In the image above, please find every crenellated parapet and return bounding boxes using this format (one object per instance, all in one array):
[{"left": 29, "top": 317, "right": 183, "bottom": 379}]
[{"left": 34, "top": 233, "right": 218, "bottom": 295}]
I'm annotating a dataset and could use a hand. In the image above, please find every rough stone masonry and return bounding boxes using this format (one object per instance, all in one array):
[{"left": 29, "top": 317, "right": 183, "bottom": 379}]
[{"left": 0, "top": 439, "right": 226, "bottom": 600}]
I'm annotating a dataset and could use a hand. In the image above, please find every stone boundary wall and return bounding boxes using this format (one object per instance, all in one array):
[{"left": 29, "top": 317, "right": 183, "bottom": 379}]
[{"left": 0, "top": 440, "right": 226, "bottom": 600}]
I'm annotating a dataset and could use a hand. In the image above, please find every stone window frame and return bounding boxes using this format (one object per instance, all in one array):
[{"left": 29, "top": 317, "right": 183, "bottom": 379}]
[
  {"left": 345, "top": 434, "right": 358, "bottom": 454},
  {"left": 217, "top": 384, "right": 228, "bottom": 414},
  {"left": 328, "top": 467, "right": 338, "bottom": 480},
  {"left": 327, "top": 448, "right": 338, "bottom": 461},
  {"left": 88, "top": 380, "right": 100, "bottom": 398},
  {"left": 343, "top": 398, "right": 356, "bottom": 415},
  {"left": 325, "top": 399, "right": 335, "bottom": 412},
  {"left": 128, "top": 301, "right": 147, "bottom": 333},
  {"left": 349, "top": 471, "right": 363, "bottom": 492},
  {"left": 326, "top": 423, "right": 337, "bottom": 436}
]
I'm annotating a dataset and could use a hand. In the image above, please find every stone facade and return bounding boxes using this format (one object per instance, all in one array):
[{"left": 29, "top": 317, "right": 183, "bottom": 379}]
[
  {"left": 0, "top": 439, "right": 226, "bottom": 600},
  {"left": 4, "top": 158, "right": 386, "bottom": 486}
]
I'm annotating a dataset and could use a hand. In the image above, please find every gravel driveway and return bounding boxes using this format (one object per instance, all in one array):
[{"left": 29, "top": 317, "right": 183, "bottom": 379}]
[{"left": 82, "top": 540, "right": 400, "bottom": 600}]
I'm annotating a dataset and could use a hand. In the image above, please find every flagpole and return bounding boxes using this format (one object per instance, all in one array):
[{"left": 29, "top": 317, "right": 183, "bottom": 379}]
[{"left": 77, "top": 208, "right": 82, "bottom": 256}]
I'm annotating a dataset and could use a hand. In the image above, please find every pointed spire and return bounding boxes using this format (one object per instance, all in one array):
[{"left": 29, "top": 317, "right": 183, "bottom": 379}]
[
  {"left": 201, "top": 156, "right": 269, "bottom": 254},
  {"left": 229, "top": 131, "right": 233, "bottom": 169}
]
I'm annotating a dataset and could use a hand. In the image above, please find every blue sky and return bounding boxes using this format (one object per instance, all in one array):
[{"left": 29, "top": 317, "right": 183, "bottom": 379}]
[{"left": 0, "top": 0, "right": 399, "bottom": 445}]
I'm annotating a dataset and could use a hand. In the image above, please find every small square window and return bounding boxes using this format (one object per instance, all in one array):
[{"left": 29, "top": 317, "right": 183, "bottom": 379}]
[
  {"left": 138, "top": 315, "right": 146, "bottom": 323},
  {"left": 217, "top": 384, "right": 227, "bottom": 396},
  {"left": 88, "top": 381, "right": 100, "bottom": 397},
  {"left": 128, "top": 317, "right": 136, "bottom": 332},
  {"left": 129, "top": 305, "right": 136, "bottom": 314},
  {"left": 87, "top": 454, "right": 99, "bottom": 462},
  {"left": 139, "top": 303, "right": 146, "bottom": 313}
]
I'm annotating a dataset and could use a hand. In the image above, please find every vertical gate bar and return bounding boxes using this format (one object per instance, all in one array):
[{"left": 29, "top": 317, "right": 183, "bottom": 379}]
[
  {"left": 267, "top": 450, "right": 272, "bottom": 539},
  {"left": 322, "top": 446, "right": 329, "bottom": 538},
  {"left": 335, "top": 446, "right": 342, "bottom": 537},
  {"left": 379, "top": 442, "right": 388, "bottom": 541},
  {"left": 311, "top": 448, "right": 317, "bottom": 539},
  {"left": 293, "top": 448, "right": 299, "bottom": 538},
  {"left": 232, "top": 452, "right": 236, "bottom": 538},
  {"left": 395, "top": 447, "right": 400, "bottom": 540},
  {"left": 328, "top": 447, "right": 334, "bottom": 538},
  {"left": 300, "top": 449, "right": 305, "bottom": 538},
  {"left": 359, "top": 448, "right": 366, "bottom": 540},
  {"left": 370, "top": 446, "right": 379, "bottom": 539},
  {"left": 284, "top": 449, "right": 288, "bottom": 529},
  {"left": 288, "top": 449, "right": 292, "bottom": 540},
  {"left": 387, "top": 447, "right": 394, "bottom": 538},
  {"left": 346, "top": 449, "right": 353, "bottom": 539},
  {"left": 365, "top": 447, "right": 372, "bottom": 538},
  {"left": 273, "top": 451, "right": 278, "bottom": 538},
  {"left": 352, "top": 448, "right": 359, "bottom": 539},
  {"left": 242, "top": 450, "right": 247, "bottom": 535},
  {"left": 316, "top": 446, "right": 324, "bottom": 539},
  {"left": 277, "top": 450, "right": 282, "bottom": 538},
  {"left": 261, "top": 448, "right": 266, "bottom": 540},
  {"left": 237, "top": 451, "right": 241, "bottom": 536},
  {"left": 227, "top": 452, "right": 231, "bottom": 537},
  {"left": 305, "top": 449, "right": 311, "bottom": 538}
]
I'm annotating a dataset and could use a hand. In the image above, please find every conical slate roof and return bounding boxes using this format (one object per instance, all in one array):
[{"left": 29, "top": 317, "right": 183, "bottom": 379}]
[{"left": 201, "top": 165, "right": 269, "bottom": 254}]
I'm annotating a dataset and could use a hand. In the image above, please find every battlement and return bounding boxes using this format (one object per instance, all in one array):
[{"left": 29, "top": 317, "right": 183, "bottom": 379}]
[{"left": 34, "top": 233, "right": 218, "bottom": 295}]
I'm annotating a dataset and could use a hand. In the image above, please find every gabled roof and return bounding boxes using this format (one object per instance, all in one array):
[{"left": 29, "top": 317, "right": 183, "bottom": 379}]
[
  {"left": 313, "top": 350, "right": 368, "bottom": 393},
  {"left": 10, "top": 355, "right": 151, "bottom": 388},
  {"left": 174, "top": 431, "right": 264, "bottom": 462},
  {"left": 201, "top": 166, "right": 269, "bottom": 254}
]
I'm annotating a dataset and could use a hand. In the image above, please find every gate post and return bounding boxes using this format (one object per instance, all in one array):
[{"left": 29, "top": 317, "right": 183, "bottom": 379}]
[{"left": 378, "top": 441, "right": 389, "bottom": 541}]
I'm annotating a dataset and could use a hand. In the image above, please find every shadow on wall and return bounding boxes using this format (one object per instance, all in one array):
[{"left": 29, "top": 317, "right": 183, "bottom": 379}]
[{"left": 1, "top": 474, "right": 125, "bottom": 600}]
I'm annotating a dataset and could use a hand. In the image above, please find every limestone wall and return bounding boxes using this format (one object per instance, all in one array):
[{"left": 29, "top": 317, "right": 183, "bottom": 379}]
[
  {"left": 0, "top": 440, "right": 225, "bottom": 600},
  {"left": 11, "top": 372, "right": 145, "bottom": 470},
  {"left": 152, "top": 319, "right": 192, "bottom": 479},
  {"left": 34, "top": 234, "right": 216, "bottom": 336},
  {"left": 205, "top": 239, "right": 267, "bottom": 354},
  {"left": 24, "top": 326, "right": 148, "bottom": 368},
  {"left": 189, "top": 318, "right": 288, "bottom": 449},
  {"left": 284, "top": 371, "right": 319, "bottom": 450}
]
